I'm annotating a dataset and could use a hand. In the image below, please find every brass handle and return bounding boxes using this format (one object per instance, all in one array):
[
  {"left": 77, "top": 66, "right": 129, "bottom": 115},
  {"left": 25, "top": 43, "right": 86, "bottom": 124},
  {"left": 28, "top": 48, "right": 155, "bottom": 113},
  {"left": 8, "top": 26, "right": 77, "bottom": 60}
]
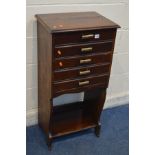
[
  {"left": 79, "top": 80, "right": 90, "bottom": 86},
  {"left": 81, "top": 47, "right": 93, "bottom": 52},
  {"left": 82, "top": 34, "right": 94, "bottom": 39},
  {"left": 80, "top": 59, "right": 92, "bottom": 64},
  {"left": 79, "top": 70, "right": 90, "bottom": 75}
]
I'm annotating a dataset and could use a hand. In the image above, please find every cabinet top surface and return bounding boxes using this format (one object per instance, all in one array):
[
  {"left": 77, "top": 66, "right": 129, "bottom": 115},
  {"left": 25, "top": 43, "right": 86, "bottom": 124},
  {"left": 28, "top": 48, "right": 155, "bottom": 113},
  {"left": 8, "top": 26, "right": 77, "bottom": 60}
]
[{"left": 36, "top": 12, "right": 120, "bottom": 33}]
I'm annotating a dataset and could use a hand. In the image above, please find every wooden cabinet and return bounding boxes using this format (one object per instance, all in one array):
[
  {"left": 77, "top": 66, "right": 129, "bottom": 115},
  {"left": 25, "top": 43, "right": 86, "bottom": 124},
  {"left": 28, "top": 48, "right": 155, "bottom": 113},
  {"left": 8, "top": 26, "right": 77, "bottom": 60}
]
[{"left": 36, "top": 12, "right": 120, "bottom": 150}]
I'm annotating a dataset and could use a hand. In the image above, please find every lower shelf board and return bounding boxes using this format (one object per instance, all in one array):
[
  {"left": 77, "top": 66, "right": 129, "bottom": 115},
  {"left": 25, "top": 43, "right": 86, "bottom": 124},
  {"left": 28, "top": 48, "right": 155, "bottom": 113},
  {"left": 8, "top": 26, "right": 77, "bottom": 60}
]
[{"left": 50, "top": 107, "right": 97, "bottom": 138}]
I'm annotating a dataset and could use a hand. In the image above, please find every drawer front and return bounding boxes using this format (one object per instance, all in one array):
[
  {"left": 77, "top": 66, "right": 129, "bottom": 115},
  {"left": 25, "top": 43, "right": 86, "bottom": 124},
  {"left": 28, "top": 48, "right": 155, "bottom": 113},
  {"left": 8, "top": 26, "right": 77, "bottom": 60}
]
[
  {"left": 54, "top": 52, "right": 112, "bottom": 70},
  {"left": 54, "top": 41, "right": 113, "bottom": 58},
  {"left": 54, "top": 29, "right": 116, "bottom": 45},
  {"left": 54, "top": 63, "right": 111, "bottom": 81},
  {"left": 54, "top": 74, "right": 109, "bottom": 93}
]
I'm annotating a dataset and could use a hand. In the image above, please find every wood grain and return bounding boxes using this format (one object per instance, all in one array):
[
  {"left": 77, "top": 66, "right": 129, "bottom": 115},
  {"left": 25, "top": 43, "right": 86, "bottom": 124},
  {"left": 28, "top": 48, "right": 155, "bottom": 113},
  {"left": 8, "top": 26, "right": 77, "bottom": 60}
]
[
  {"left": 37, "top": 21, "right": 52, "bottom": 137},
  {"left": 54, "top": 52, "right": 113, "bottom": 70},
  {"left": 36, "top": 12, "right": 120, "bottom": 33},
  {"left": 54, "top": 63, "right": 111, "bottom": 81},
  {"left": 54, "top": 41, "right": 113, "bottom": 58}
]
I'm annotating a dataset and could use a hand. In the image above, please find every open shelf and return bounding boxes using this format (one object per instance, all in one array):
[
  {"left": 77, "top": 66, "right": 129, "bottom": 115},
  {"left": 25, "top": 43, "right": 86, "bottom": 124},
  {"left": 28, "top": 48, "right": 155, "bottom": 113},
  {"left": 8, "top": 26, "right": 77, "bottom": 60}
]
[{"left": 51, "top": 102, "right": 97, "bottom": 138}]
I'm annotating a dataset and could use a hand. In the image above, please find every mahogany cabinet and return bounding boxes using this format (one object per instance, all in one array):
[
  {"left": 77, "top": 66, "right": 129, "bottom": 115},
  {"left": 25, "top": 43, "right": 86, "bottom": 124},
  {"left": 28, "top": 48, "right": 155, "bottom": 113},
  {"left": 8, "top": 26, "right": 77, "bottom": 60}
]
[{"left": 36, "top": 12, "right": 120, "bottom": 150}]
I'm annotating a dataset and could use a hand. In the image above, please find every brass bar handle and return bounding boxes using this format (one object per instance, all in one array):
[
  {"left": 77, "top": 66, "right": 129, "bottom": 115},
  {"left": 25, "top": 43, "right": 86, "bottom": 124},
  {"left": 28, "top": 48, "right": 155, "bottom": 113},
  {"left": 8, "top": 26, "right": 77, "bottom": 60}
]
[
  {"left": 79, "top": 80, "right": 90, "bottom": 86},
  {"left": 81, "top": 47, "right": 93, "bottom": 52},
  {"left": 79, "top": 70, "right": 90, "bottom": 75},
  {"left": 80, "top": 58, "right": 92, "bottom": 64},
  {"left": 82, "top": 34, "right": 94, "bottom": 39}
]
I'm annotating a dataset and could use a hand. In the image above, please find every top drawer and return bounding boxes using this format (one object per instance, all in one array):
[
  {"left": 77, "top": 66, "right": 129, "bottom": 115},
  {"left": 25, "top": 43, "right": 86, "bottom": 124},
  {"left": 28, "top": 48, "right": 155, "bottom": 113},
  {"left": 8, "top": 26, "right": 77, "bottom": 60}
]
[{"left": 53, "top": 29, "right": 116, "bottom": 45}]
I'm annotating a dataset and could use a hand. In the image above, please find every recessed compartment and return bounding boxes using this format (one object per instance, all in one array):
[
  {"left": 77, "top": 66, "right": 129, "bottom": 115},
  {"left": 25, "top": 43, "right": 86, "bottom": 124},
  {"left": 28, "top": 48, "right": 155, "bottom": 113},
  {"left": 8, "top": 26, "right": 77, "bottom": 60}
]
[{"left": 51, "top": 102, "right": 96, "bottom": 137}]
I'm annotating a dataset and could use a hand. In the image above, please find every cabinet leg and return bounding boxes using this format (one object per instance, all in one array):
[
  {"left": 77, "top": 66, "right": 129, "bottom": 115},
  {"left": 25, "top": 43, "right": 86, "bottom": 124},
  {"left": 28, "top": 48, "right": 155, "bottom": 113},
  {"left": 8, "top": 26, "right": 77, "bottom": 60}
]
[
  {"left": 47, "top": 133, "right": 52, "bottom": 150},
  {"left": 95, "top": 123, "right": 101, "bottom": 137}
]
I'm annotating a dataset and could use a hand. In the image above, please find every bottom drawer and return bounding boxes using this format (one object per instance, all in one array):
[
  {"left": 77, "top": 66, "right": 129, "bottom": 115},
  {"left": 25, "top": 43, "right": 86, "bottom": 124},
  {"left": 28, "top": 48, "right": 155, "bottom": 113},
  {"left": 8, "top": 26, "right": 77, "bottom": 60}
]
[{"left": 53, "top": 74, "right": 109, "bottom": 94}]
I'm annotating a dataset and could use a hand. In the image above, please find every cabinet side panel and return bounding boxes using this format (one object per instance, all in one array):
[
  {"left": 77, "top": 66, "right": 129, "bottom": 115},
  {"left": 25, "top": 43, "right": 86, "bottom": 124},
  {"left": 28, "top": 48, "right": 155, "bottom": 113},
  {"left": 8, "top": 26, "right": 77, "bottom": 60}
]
[
  {"left": 37, "top": 21, "right": 52, "bottom": 135},
  {"left": 107, "top": 28, "right": 117, "bottom": 86}
]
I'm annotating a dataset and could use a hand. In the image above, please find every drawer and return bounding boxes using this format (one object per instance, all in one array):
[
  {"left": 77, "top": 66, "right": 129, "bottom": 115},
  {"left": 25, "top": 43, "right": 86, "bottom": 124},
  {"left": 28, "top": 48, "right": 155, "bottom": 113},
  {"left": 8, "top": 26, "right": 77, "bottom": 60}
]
[
  {"left": 54, "top": 52, "right": 112, "bottom": 70},
  {"left": 54, "top": 41, "right": 113, "bottom": 58},
  {"left": 54, "top": 74, "right": 109, "bottom": 93},
  {"left": 54, "top": 63, "right": 111, "bottom": 81},
  {"left": 54, "top": 29, "right": 116, "bottom": 45}
]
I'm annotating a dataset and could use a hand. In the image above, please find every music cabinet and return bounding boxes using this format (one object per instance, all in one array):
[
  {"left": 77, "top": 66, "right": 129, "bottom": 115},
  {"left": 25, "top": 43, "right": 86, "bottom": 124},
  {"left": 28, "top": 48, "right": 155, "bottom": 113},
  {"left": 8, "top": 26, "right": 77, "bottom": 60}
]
[{"left": 36, "top": 12, "right": 120, "bottom": 150}]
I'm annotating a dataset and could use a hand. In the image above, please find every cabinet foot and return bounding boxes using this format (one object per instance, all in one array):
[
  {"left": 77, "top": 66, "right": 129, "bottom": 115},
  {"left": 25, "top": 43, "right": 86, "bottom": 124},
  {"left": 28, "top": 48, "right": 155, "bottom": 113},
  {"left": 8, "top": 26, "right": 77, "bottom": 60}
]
[
  {"left": 47, "top": 140, "right": 52, "bottom": 150},
  {"left": 47, "top": 133, "right": 52, "bottom": 150},
  {"left": 95, "top": 123, "right": 101, "bottom": 137}
]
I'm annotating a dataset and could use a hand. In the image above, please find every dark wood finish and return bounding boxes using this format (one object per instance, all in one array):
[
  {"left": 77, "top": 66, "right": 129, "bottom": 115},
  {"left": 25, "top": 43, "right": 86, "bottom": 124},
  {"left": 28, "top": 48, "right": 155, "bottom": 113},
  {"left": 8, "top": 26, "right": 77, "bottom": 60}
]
[
  {"left": 54, "top": 41, "right": 113, "bottom": 58},
  {"left": 53, "top": 74, "right": 109, "bottom": 94},
  {"left": 36, "top": 12, "right": 120, "bottom": 150},
  {"left": 37, "top": 21, "right": 52, "bottom": 139},
  {"left": 36, "top": 12, "right": 120, "bottom": 33},
  {"left": 53, "top": 29, "right": 116, "bottom": 45},
  {"left": 54, "top": 63, "right": 111, "bottom": 81},
  {"left": 54, "top": 52, "right": 113, "bottom": 70},
  {"left": 51, "top": 102, "right": 96, "bottom": 137},
  {"left": 95, "top": 123, "right": 101, "bottom": 137}
]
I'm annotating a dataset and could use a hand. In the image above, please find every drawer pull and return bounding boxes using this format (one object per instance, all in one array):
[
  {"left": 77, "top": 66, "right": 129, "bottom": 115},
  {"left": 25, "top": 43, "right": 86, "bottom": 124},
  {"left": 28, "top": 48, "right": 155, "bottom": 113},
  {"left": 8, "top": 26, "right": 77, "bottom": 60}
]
[
  {"left": 79, "top": 80, "right": 90, "bottom": 86},
  {"left": 81, "top": 47, "right": 93, "bottom": 52},
  {"left": 79, "top": 70, "right": 90, "bottom": 75},
  {"left": 80, "top": 59, "right": 92, "bottom": 64},
  {"left": 82, "top": 34, "right": 94, "bottom": 39}
]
